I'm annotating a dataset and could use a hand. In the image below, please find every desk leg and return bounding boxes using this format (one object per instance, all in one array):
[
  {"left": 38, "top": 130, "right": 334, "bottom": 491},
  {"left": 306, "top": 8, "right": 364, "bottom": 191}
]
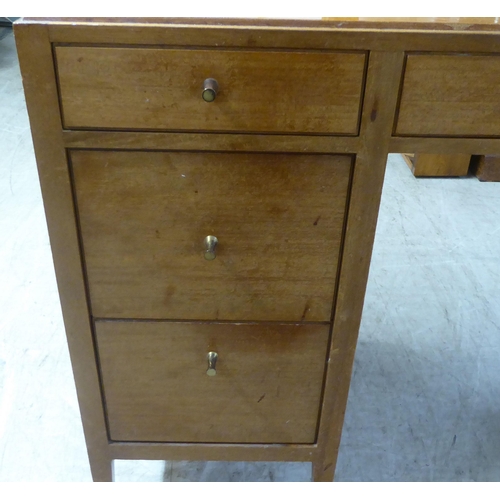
[
  {"left": 89, "top": 456, "right": 113, "bottom": 482},
  {"left": 312, "top": 459, "right": 335, "bottom": 482},
  {"left": 404, "top": 153, "right": 471, "bottom": 177},
  {"left": 472, "top": 155, "right": 500, "bottom": 181},
  {"left": 312, "top": 50, "right": 406, "bottom": 484}
]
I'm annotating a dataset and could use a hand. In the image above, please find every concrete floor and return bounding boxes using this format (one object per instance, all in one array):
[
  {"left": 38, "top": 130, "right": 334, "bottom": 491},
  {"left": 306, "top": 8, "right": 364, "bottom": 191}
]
[{"left": 1, "top": 28, "right": 500, "bottom": 481}]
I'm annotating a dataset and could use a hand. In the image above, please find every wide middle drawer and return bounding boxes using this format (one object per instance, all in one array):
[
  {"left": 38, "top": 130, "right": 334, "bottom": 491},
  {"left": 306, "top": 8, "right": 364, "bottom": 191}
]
[
  {"left": 71, "top": 151, "right": 352, "bottom": 322},
  {"left": 55, "top": 46, "right": 366, "bottom": 134}
]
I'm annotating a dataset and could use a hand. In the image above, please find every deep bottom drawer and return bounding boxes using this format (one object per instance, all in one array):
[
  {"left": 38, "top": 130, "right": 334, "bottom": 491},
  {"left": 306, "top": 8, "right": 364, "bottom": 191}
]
[{"left": 96, "top": 321, "right": 330, "bottom": 444}]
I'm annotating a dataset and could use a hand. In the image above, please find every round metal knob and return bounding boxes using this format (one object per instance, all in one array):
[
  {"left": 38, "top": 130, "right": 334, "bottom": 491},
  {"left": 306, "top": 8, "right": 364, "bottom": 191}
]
[
  {"left": 204, "top": 235, "right": 218, "bottom": 260},
  {"left": 207, "top": 352, "right": 218, "bottom": 376},
  {"left": 202, "top": 78, "right": 219, "bottom": 102}
]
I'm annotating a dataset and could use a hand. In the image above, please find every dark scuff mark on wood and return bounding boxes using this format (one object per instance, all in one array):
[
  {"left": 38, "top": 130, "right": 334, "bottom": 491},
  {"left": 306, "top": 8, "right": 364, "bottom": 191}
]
[
  {"left": 301, "top": 302, "right": 311, "bottom": 321},
  {"left": 371, "top": 99, "right": 378, "bottom": 122}
]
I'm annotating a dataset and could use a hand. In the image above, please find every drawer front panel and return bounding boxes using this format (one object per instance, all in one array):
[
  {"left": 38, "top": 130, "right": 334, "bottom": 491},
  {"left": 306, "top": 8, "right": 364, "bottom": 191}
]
[
  {"left": 96, "top": 321, "right": 330, "bottom": 444},
  {"left": 56, "top": 46, "right": 366, "bottom": 134},
  {"left": 72, "top": 151, "right": 351, "bottom": 322},
  {"left": 396, "top": 54, "right": 500, "bottom": 137}
]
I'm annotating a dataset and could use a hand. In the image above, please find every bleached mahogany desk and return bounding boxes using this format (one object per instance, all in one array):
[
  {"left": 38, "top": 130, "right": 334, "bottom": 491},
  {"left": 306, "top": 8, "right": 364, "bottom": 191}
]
[{"left": 15, "top": 17, "right": 500, "bottom": 481}]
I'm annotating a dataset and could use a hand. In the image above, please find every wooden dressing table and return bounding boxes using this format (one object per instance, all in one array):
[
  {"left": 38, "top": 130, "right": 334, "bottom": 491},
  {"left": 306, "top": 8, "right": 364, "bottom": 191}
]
[{"left": 15, "top": 17, "right": 500, "bottom": 481}]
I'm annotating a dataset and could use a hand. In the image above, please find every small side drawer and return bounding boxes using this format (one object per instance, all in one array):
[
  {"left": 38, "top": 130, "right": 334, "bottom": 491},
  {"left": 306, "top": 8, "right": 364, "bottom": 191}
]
[
  {"left": 55, "top": 46, "right": 366, "bottom": 135},
  {"left": 96, "top": 321, "right": 330, "bottom": 444},
  {"left": 396, "top": 54, "right": 500, "bottom": 137}
]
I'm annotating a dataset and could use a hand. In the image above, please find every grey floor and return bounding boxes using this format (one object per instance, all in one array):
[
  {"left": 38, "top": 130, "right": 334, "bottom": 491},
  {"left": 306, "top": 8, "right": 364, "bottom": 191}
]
[{"left": 1, "top": 28, "right": 500, "bottom": 482}]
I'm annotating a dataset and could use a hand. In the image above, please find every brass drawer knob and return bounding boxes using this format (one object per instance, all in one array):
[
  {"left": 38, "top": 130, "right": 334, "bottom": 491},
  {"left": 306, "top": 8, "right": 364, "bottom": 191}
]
[
  {"left": 207, "top": 351, "right": 218, "bottom": 376},
  {"left": 202, "top": 78, "right": 219, "bottom": 102},
  {"left": 204, "top": 235, "right": 218, "bottom": 260}
]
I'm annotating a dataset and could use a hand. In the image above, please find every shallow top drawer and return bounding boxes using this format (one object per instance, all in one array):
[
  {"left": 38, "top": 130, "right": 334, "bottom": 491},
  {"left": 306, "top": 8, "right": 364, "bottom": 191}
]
[
  {"left": 55, "top": 46, "right": 366, "bottom": 135},
  {"left": 396, "top": 54, "right": 500, "bottom": 137}
]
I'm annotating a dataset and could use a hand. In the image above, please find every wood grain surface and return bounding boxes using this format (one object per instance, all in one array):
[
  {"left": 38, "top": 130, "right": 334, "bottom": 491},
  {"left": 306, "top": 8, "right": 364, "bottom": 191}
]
[
  {"left": 56, "top": 46, "right": 366, "bottom": 135},
  {"left": 96, "top": 321, "right": 330, "bottom": 444},
  {"left": 396, "top": 54, "right": 500, "bottom": 137},
  {"left": 41, "top": 20, "right": 500, "bottom": 53},
  {"left": 109, "top": 441, "right": 317, "bottom": 462},
  {"left": 71, "top": 151, "right": 352, "bottom": 322},
  {"left": 62, "top": 130, "right": 361, "bottom": 154},
  {"left": 24, "top": 17, "right": 500, "bottom": 30},
  {"left": 389, "top": 137, "right": 500, "bottom": 155},
  {"left": 409, "top": 153, "right": 471, "bottom": 177},
  {"left": 472, "top": 154, "right": 500, "bottom": 181}
]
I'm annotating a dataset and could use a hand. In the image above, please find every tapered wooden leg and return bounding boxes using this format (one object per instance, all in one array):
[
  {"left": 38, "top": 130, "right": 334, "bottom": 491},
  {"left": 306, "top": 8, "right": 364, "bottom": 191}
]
[
  {"left": 312, "top": 458, "right": 336, "bottom": 482},
  {"left": 312, "top": 460, "right": 336, "bottom": 483},
  {"left": 312, "top": 52, "right": 406, "bottom": 484},
  {"left": 89, "top": 456, "right": 113, "bottom": 482}
]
